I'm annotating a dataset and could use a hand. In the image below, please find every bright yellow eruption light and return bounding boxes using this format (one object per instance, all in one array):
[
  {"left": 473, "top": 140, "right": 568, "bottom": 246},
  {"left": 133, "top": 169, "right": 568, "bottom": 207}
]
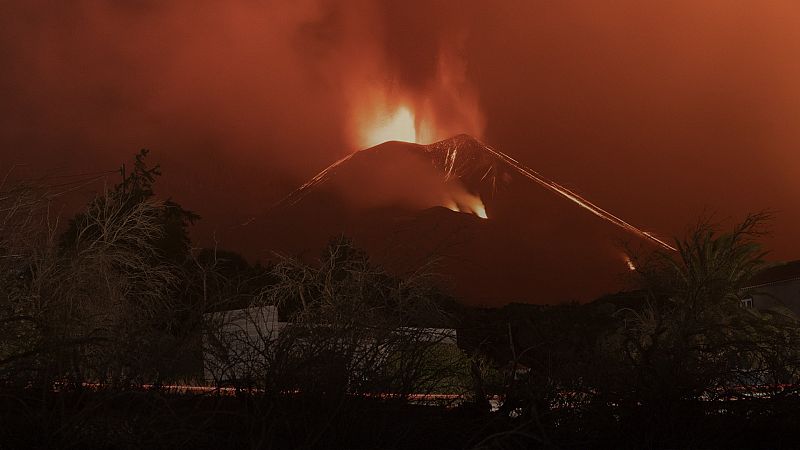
[{"left": 362, "top": 106, "right": 417, "bottom": 148}]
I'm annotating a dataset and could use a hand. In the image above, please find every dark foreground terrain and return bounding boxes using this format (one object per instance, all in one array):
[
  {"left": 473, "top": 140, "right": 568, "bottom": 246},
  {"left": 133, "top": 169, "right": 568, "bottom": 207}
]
[
  {"left": 2, "top": 388, "right": 800, "bottom": 449},
  {"left": 4, "top": 156, "right": 800, "bottom": 449}
]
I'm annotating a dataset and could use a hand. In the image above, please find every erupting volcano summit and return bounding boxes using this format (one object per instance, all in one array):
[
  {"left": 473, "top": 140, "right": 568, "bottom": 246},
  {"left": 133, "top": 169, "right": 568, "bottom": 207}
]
[{"left": 241, "top": 135, "right": 671, "bottom": 305}]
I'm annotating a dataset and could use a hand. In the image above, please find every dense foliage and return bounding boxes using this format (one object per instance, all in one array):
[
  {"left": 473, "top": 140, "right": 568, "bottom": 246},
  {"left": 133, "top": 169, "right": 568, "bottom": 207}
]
[{"left": 2, "top": 152, "right": 800, "bottom": 448}]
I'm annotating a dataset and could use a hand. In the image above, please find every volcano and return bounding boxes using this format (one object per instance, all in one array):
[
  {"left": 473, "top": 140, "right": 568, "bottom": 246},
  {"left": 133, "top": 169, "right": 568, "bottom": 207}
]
[{"left": 225, "top": 135, "right": 668, "bottom": 306}]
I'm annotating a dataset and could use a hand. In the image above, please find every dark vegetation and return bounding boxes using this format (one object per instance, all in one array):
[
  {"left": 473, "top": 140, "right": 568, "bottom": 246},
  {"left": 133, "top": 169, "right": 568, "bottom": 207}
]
[{"left": 2, "top": 152, "right": 800, "bottom": 449}]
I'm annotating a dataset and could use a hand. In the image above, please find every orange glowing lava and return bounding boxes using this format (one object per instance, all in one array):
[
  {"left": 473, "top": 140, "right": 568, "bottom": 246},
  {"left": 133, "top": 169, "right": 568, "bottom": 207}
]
[
  {"left": 474, "top": 203, "right": 488, "bottom": 219},
  {"left": 445, "top": 192, "right": 488, "bottom": 219}
]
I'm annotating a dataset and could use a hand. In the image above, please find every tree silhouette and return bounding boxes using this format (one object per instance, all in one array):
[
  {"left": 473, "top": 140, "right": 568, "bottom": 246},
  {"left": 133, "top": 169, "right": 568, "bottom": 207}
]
[{"left": 61, "top": 149, "right": 199, "bottom": 264}]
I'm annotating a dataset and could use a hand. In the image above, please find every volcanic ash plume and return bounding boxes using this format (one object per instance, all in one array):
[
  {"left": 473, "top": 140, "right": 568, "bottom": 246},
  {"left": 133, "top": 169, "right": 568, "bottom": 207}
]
[{"left": 347, "top": 34, "right": 486, "bottom": 149}]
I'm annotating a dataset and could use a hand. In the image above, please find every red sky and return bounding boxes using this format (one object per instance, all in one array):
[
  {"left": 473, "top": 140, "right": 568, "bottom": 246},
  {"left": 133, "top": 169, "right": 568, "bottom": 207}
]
[{"left": 2, "top": 0, "right": 799, "bottom": 261}]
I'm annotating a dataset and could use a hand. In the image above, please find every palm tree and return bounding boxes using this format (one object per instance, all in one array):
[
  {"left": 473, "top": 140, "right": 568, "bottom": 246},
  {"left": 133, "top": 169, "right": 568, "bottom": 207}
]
[{"left": 610, "top": 212, "right": 793, "bottom": 417}]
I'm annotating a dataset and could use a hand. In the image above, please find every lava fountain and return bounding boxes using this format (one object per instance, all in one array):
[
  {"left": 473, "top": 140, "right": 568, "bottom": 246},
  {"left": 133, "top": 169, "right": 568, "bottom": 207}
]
[
  {"left": 274, "top": 102, "right": 490, "bottom": 221},
  {"left": 361, "top": 105, "right": 417, "bottom": 148}
]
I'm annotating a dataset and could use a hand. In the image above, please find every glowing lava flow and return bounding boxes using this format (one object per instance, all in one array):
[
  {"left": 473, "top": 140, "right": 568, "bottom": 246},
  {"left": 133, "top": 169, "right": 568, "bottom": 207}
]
[
  {"left": 272, "top": 152, "right": 357, "bottom": 207},
  {"left": 272, "top": 135, "right": 676, "bottom": 252},
  {"left": 445, "top": 194, "right": 488, "bottom": 219},
  {"left": 473, "top": 202, "right": 488, "bottom": 219},
  {"left": 476, "top": 141, "right": 677, "bottom": 252}
]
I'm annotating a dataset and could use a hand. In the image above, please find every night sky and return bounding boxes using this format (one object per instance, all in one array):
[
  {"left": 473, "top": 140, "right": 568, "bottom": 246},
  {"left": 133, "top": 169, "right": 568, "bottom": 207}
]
[{"left": 2, "top": 0, "right": 799, "bottom": 263}]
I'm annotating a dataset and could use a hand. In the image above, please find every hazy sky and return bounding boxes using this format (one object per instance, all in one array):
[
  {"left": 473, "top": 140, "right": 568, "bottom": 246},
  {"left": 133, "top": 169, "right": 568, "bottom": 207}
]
[{"left": 2, "top": 0, "right": 799, "bottom": 260}]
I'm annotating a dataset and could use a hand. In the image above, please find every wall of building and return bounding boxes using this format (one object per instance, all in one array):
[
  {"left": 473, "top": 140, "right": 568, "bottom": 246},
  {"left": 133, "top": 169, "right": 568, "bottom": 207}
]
[
  {"left": 202, "top": 306, "right": 459, "bottom": 385},
  {"left": 744, "top": 278, "right": 800, "bottom": 315}
]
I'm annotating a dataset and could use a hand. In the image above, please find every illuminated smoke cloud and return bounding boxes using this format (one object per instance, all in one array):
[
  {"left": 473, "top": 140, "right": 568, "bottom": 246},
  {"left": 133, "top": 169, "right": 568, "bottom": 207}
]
[{"left": 2, "top": 1, "right": 799, "bottom": 260}]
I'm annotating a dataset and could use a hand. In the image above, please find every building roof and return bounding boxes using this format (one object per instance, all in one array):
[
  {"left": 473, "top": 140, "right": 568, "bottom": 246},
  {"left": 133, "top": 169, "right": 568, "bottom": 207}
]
[{"left": 747, "top": 260, "right": 800, "bottom": 288}]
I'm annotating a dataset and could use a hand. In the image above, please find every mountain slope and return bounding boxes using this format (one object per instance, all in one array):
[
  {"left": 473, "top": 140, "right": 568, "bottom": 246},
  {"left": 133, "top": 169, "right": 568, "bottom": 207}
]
[{"left": 225, "top": 135, "right": 668, "bottom": 305}]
